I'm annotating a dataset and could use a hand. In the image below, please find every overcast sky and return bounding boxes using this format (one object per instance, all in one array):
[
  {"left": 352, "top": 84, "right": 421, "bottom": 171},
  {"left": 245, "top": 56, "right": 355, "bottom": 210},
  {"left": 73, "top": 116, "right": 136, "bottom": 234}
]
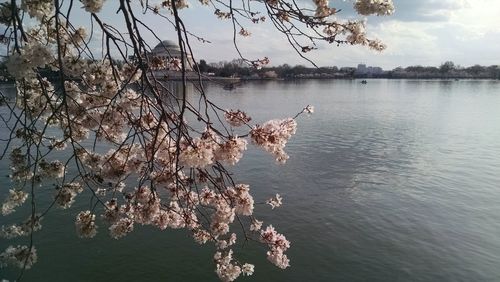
[{"left": 74, "top": 0, "right": 500, "bottom": 69}]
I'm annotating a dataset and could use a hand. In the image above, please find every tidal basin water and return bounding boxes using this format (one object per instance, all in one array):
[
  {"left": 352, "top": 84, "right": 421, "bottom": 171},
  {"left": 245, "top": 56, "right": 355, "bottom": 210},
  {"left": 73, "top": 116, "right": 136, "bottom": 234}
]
[{"left": 1, "top": 79, "right": 500, "bottom": 281}]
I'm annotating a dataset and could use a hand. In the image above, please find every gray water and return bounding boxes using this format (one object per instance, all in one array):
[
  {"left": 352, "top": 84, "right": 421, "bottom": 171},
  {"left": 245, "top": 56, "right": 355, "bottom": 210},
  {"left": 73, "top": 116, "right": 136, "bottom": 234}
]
[{"left": 1, "top": 79, "right": 500, "bottom": 281}]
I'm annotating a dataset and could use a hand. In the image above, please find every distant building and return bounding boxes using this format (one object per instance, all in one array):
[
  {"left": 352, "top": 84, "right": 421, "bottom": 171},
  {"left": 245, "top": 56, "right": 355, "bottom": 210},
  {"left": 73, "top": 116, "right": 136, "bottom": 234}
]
[
  {"left": 355, "top": 63, "right": 384, "bottom": 76},
  {"left": 149, "top": 40, "right": 194, "bottom": 71},
  {"left": 357, "top": 64, "right": 367, "bottom": 74}
]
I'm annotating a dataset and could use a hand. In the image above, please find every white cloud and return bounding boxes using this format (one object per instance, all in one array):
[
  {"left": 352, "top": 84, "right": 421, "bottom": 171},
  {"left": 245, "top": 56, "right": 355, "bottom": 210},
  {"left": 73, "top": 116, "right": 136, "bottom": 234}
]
[{"left": 448, "top": 0, "right": 500, "bottom": 36}]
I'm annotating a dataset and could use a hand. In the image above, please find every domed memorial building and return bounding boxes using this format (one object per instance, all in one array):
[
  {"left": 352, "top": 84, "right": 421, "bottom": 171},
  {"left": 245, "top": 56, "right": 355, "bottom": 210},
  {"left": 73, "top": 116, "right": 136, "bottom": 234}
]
[{"left": 149, "top": 40, "right": 194, "bottom": 71}]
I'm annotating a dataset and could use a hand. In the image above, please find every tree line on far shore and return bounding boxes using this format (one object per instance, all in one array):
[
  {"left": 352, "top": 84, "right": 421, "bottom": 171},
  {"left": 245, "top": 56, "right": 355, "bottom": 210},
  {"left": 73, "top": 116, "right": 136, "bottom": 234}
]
[
  {"left": 195, "top": 59, "right": 500, "bottom": 80},
  {"left": 1, "top": 59, "right": 499, "bottom": 82}
]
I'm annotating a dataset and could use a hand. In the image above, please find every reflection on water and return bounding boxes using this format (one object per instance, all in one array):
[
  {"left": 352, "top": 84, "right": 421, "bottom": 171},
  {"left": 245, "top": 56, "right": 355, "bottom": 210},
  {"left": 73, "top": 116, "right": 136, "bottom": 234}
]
[{"left": 1, "top": 79, "right": 500, "bottom": 281}]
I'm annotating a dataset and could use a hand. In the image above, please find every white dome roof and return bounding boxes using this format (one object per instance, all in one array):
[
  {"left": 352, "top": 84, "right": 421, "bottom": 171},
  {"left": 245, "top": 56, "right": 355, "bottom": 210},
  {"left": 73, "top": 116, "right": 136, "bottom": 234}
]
[{"left": 152, "top": 40, "right": 180, "bottom": 52}]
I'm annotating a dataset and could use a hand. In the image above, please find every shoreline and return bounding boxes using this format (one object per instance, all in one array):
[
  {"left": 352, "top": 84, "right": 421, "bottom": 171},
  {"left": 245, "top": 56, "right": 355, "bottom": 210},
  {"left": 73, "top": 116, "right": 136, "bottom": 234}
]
[{"left": 1, "top": 77, "right": 499, "bottom": 85}]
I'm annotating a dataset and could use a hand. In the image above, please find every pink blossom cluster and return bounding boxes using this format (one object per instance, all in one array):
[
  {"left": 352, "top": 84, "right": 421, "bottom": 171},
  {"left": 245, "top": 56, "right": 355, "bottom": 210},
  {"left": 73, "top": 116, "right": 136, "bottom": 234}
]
[
  {"left": 250, "top": 118, "right": 297, "bottom": 163},
  {"left": 75, "top": 211, "right": 98, "bottom": 238},
  {"left": 8, "top": 148, "right": 33, "bottom": 182},
  {"left": 55, "top": 182, "right": 84, "bottom": 209},
  {"left": 266, "top": 193, "right": 283, "bottom": 209},
  {"left": 224, "top": 110, "right": 252, "bottom": 127},
  {"left": 81, "top": 0, "right": 106, "bottom": 13},
  {"left": 0, "top": 245, "right": 37, "bottom": 269},
  {"left": 250, "top": 219, "right": 263, "bottom": 231},
  {"left": 6, "top": 43, "right": 52, "bottom": 79},
  {"left": 354, "top": 0, "right": 395, "bottom": 16},
  {"left": 216, "top": 138, "right": 248, "bottom": 165},
  {"left": 261, "top": 225, "right": 291, "bottom": 269},
  {"left": 313, "top": 0, "right": 336, "bottom": 18},
  {"left": 0, "top": 216, "right": 42, "bottom": 239},
  {"left": 322, "top": 19, "right": 388, "bottom": 51},
  {"left": 160, "top": 0, "right": 189, "bottom": 10},
  {"left": 1, "top": 190, "right": 28, "bottom": 216},
  {"left": 109, "top": 218, "right": 135, "bottom": 239},
  {"left": 20, "top": 0, "right": 53, "bottom": 20},
  {"left": 39, "top": 160, "right": 65, "bottom": 179},
  {"left": 199, "top": 184, "right": 256, "bottom": 237},
  {"left": 180, "top": 129, "right": 248, "bottom": 167},
  {"left": 179, "top": 130, "right": 221, "bottom": 168},
  {"left": 214, "top": 249, "right": 254, "bottom": 281},
  {"left": 238, "top": 28, "right": 251, "bottom": 37}
]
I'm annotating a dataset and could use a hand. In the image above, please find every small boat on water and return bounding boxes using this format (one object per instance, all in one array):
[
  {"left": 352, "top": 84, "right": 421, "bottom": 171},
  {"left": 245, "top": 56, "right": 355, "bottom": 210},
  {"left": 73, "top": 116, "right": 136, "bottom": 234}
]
[{"left": 361, "top": 80, "right": 368, "bottom": 84}]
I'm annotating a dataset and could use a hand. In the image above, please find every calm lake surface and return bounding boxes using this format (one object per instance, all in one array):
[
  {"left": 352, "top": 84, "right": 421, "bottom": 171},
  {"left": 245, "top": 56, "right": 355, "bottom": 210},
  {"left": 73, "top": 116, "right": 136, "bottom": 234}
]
[{"left": 1, "top": 79, "right": 500, "bottom": 281}]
